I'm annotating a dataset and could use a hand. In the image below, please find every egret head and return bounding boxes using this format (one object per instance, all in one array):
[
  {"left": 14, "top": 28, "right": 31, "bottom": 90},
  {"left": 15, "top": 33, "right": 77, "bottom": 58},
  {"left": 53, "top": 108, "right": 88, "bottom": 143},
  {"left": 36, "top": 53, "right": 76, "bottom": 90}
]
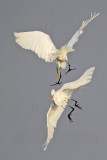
[{"left": 51, "top": 89, "right": 55, "bottom": 101}]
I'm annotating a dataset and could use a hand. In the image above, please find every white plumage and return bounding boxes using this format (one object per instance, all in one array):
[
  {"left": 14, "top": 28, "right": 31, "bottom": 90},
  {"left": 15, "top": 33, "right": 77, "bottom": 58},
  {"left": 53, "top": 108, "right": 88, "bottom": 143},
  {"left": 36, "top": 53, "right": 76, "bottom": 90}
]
[
  {"left": 14, "top": 12, "right": 99, "bottom": 80},
  {"left": 14, "top": 31, "right": 57, "bottom": 62},
  {"left": 43, "top": 67, "right": 95, "bottom": 150}
]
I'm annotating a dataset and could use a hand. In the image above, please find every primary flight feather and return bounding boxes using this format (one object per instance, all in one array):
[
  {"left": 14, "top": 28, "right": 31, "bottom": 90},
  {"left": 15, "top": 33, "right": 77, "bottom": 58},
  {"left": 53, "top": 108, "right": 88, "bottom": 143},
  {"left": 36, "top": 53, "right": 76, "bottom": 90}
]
[
  {"left": 14, "top": 12, "right": 99, "bottom": 84},
  {"left": 43, "top": 67, "right": 95, "bottom": 150}
]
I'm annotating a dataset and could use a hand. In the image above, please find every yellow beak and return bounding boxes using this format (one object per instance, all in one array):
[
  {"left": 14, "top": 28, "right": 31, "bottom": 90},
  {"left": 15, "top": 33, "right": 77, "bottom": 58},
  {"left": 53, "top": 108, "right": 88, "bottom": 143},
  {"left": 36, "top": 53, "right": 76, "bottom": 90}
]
[{"left": 52, "top": 95, "right": 54, "bottom": 101}]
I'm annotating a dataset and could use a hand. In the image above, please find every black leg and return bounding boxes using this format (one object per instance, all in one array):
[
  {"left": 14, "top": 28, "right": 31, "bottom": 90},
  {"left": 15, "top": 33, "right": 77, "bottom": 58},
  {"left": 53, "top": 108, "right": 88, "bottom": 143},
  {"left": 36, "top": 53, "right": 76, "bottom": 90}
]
[
  {"left": 70, "top": 98, "right": 83, "bottom": 110},
  {"left": 50, "top": 72, "right": 62, "bottom": 86},
  {"left": 65, "top": 63, "right": 76, "bottom": 75},
  {"left": 67, "top": 105, "right": 75, "bottom": 123}
]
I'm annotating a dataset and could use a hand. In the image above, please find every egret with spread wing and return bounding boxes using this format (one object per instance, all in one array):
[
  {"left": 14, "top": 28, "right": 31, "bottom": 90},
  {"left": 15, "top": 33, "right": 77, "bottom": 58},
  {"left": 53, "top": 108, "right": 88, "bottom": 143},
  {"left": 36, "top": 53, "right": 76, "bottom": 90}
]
[
  {"left": 43, "top": 67, "right": 95, "bottom": 150},
  {"left": 14, "top": 12, "right": 99, "bottom": 85}
]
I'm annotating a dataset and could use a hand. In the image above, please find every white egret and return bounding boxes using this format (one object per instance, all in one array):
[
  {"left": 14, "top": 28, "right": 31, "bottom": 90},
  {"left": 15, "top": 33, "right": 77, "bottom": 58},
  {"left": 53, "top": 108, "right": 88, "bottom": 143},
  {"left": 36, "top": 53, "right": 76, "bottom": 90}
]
[
  {"left": 43, "top": 67, "right": 95, "bottom": 150},
  {"left": 14, "top": 12, "right": 99, "bottom": 85}
]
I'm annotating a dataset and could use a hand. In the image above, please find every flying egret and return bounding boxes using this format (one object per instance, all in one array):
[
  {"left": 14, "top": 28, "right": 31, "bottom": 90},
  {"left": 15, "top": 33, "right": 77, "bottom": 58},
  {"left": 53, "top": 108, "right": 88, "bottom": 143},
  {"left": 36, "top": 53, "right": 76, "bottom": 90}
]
[
  {"left": 43, "top": 67, "right": 95, "bottom": 150},
  {"left": 14, "top": 12, "right": 99, "bottom": 85}
]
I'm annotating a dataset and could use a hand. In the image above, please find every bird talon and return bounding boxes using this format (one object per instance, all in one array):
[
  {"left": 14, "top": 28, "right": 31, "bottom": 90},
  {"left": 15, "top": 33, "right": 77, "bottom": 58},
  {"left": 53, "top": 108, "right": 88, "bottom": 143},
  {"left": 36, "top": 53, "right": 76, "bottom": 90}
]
[
  {"left": 65, "top": 68, "right": 76, "bottom": 75},
  {"left": 65, "top": 70, "right": 70, "bottom": 75},
  {"left": 70, "top": 99, "right": 83, "bottom": 110},
  {"left": 58, "top": 81, "right": 62, "bottom": 85},
  {"left": 78, "top": 106, "right": 83, "bottom": 110},
  {"left": 68, "top": 117, "right": 73, "bottom": 123},
  {"left": 50, "top": 81, "right": 62, "bottom": 86},
  {"left": 67, "top": 106, "right": 74, "bottom": 123},
  {"left": 65, "top": 69, "right": 71, "bottom": 75}
]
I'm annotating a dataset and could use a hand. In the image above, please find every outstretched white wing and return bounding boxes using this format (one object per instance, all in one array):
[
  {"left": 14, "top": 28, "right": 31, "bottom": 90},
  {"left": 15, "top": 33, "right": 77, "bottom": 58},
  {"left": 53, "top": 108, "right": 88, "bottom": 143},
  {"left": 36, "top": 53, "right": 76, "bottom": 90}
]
[
  {"left": 66, "top": 12, "right": 100, "bottom": 49},
  {"left": 43, "top": 103, "right": 65, "bottom": 150},
  {"left": 14, "top": 31, "right": 58, "bottom": 62},
  {"left": 60, "top": 67, "right": 95, "bottom": 92}
]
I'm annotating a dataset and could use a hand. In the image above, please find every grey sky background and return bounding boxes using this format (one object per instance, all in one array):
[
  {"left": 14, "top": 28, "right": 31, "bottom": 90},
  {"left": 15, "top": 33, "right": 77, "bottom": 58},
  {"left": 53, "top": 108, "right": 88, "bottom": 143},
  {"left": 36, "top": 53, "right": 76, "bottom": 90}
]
[{"left": 0, "top": 0, "right": 107, "bottom": 159}]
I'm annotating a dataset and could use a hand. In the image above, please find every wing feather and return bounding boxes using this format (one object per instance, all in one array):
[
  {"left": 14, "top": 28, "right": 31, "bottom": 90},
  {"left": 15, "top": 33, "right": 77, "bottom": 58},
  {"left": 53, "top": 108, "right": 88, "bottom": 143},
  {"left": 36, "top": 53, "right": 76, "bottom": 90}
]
[
  {"left": 43, "top": 103, "right": 65, "bottom": 150},
  {"left": 60, "top": 67, "right": 95, "bottom": 92},
  {"left": 67, "top": 12, "right": 100, "bottom": 49},
  {"left": 14, "top": 31, "right": 57, "bottom": 62}
]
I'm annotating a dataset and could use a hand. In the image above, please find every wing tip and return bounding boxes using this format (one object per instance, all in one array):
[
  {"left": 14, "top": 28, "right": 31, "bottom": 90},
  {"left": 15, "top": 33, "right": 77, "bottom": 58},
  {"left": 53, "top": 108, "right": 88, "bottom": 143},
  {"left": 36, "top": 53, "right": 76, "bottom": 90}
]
[
  {"left": 86, "top": 66, "right": 95, "bottom": 82},
  {"left": 14, "top": 32, "right": 21, "bottom": 39},
  {"left": 14, "top": 32, "right": 18, "bottom": 38},
  {"left": 89, "top": 66, "right": 95, "bottom": 73},
  {"left": 42, "top": 142, "right": 48, "bottom": 151}
]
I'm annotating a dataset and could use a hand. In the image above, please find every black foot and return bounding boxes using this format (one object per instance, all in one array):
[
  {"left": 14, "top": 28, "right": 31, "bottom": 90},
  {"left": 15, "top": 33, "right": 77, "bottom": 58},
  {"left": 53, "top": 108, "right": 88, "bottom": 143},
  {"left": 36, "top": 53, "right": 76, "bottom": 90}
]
[
  {"left": 68, "top": 114, "right": 73, "bottom": 123},
  {"left": 70, "top": 99, "right": 83, "bottom": 110},
  {"left": 67, "top": 105, "right": 74, "bottom": 123},
  {"left": 65, "top": 63, "right": 76, "bottom": 75},
  {"left": 65, "top": 68, "right": 76, "bottom": 75},
  {"left": 50, "top": 81, "right": 62, "bottom": 86}
]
